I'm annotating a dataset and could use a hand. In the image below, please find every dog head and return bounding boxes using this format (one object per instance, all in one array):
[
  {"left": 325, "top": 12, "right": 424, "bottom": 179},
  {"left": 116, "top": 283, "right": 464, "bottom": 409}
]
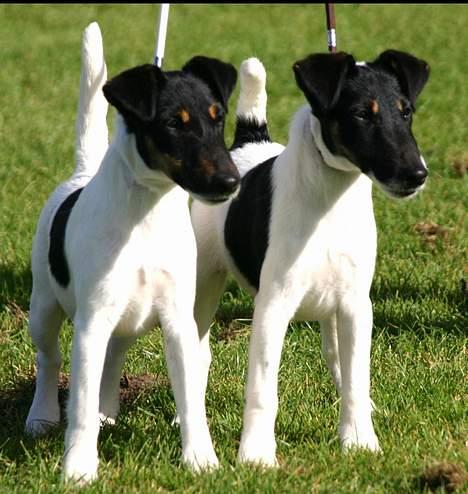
[
  {"left": 103, "top": 56, "right": 240, "bottom": 203},
  {"left": 293, "top": 50, "right": 430, "bottom": 198}
]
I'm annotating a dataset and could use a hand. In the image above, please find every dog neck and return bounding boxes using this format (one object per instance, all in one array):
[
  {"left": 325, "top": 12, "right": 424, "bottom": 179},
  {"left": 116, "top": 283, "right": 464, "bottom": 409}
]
[
  {"left": 277, "top": 106, "right": 369, "bottom": 209},
  {"left": 112, "top": 114, "right": 175, "bottom": 195},
  {"left": 309, "top": 112, "right": 361, "bottom": 174},
  {"left": 95, "top": 115, "right": 182, "bottom": 226}
]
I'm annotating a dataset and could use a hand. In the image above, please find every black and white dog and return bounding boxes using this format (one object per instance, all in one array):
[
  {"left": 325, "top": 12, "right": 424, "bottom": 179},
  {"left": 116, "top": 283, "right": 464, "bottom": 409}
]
[
  {"left": 191, "top": 51, "right": 429, "bottom": 466},
  {"left": 25, "top": 22, "right": 240, "bottom": 483}
]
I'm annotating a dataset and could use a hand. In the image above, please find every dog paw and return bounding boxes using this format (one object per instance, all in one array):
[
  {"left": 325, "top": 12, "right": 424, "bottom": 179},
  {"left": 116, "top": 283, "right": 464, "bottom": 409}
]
[
  {"left": 25, "top": 418, "right": 60, "bottom": 437},
  {"left": 171, "top": 413, "right": 181, "bottom": 427},
  {"left": 98, "top": 413, "right": 116, "bottom": 426},
  {"left": 182, "top": 445, "right": 219, "bottom": 472},
  {"left": 340, "top": 424, "right": 381, "bottom": 453},
  {"left": 62, "top": 448, "right": 99, "bottom": 485},
  {"left": 25, "top": 406, "right": 60, "bottom": 436},
  {"left": 238, "top": 438, "right": 278, "bottom": 468}
]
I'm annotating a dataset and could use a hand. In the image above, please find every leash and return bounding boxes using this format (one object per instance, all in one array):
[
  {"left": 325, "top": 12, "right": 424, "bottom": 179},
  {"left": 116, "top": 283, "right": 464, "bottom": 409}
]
[
  {"left": 325, "top": 3, "right": 337, "bottom": 53},
  {"left": 154, "top": 4, "right": 337, "bottom": 65},
  {"left": 154, "top": 3, "right": 170, "bottom": 67}
]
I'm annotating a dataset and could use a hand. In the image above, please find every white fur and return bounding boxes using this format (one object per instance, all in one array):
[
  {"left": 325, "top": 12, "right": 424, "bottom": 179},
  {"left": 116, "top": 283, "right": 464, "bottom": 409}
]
[
  {"left": 191, "top": 58, "right": 381, "bottom": 467},
  {"left": 26, "top": 22, "right": 217, "bottom": 483}
]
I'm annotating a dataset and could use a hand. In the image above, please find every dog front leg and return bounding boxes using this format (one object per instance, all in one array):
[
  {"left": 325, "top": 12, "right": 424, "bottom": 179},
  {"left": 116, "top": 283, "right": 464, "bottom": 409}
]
[
  {"left": 63, "top": 313, "right": 115, "bottom": 484},
  {"left": 336, "top": 296, "right": 380, "bottom": 452},
  {"left": 238, "top": 291, "right": 301, "bottom": 467},
  {"left": 160, "top": 311, "right": 218, "bottom": 471}
]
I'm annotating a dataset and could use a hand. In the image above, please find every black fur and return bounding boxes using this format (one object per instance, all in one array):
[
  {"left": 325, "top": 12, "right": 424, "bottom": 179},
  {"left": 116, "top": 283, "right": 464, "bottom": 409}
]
[
  {"left": 102, "top": 56, "right": 240, "bottom": 203},
  {"left": 230, "top": 116, "right": 272, "bottom": 151},
  {"left": 293, "top": 50, "right": 430, "bottom": 197},
  {"left": 224, "top": 156, "right": 276, "bottom": 290},
  {"left": 49, "top": 188, "right": 83, "bottom": 288}
]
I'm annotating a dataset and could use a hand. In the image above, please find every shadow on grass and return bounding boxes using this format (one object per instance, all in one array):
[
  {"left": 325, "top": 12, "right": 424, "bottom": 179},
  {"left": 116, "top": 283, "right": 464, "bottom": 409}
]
[
  {"left": 216, "top": 277, "right": 467, "bottom": 339},
  {"left": 0, "top": 372, "right": 175, "bottom": 465}
]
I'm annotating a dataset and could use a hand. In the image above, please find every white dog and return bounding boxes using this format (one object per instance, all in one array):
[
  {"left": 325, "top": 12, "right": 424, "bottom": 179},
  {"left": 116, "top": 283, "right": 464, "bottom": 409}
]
[
  {"left": 25, "top": 22, "right": 240, "bottom": 483},
  {"left": 191, "top": 51, "right": 429, "bottom": 466}
]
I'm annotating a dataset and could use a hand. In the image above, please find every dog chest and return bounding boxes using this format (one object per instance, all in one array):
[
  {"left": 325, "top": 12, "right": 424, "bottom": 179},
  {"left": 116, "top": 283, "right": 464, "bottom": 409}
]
[{"left": 265, "top": 185, "right": 377, "bottom": 321}]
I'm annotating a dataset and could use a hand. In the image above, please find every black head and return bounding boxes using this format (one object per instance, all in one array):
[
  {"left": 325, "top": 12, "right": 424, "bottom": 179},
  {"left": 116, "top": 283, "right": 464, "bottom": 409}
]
[
  {"left": 293, "top": 49, "right": 430, "bottom": 198},
  {"left": 102, "top": 56, "right": 240, "bottom": 203}
]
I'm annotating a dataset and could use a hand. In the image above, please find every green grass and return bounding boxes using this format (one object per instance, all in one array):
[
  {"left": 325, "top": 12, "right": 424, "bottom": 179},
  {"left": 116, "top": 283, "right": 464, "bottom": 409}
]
[{"left": 0, "top": 4, "right": 467, "bottom": 493}]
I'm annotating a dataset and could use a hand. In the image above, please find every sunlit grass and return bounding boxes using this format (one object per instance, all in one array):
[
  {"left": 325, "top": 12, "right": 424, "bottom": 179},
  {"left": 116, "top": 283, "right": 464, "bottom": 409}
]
[{"left": 0, "top": 4, "right": 466, "bottom": 493}]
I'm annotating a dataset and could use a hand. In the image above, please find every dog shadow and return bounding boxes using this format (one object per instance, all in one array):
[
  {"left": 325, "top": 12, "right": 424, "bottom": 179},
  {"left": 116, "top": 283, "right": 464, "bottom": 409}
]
[
  {"left": 371, "top": 277, "right": 467, "bottom": 337},
  {"left": 0, "top": 372, "right": 177, "bottom": 465}
]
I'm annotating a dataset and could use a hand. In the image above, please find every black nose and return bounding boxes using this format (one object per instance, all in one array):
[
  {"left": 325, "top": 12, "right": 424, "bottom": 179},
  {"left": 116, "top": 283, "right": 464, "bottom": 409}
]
[
  {"left": 212, "top": 172, "right": 240, "bottom": 194},
  {"left": 407, "top": 167, "right": 428, "bottom": 187}
]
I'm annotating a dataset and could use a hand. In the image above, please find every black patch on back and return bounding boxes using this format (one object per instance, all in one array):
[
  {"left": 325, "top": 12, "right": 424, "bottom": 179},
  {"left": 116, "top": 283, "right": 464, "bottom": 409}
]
[
  {"left": 230, "top": 116, "right": 271, "bottom": 151},
  {"left": 48, "top": 188, "right": 83, "bottom": 288},
  {"left": 224, "top": 156, "right": 276, "bottom": 290}
]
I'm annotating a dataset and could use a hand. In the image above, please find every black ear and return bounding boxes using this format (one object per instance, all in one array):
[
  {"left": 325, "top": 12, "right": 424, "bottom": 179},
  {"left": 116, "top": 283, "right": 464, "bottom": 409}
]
[
  {"left": 102, "top": 64, "right": 166, "bottom": 126},
  {"left": 372, "top": 50, "right": 430, "bottom": 108},
  {"left": 293, "top": 52, "right": 355, "bottom": 116},
  {"left": 182, "top": 56, "right": 238, "bottom": 111}
]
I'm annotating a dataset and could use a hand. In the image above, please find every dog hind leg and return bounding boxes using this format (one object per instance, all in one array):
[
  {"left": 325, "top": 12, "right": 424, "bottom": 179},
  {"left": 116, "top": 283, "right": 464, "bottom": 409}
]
[
  {"left": 319, "top": 314, "right": 342, "bottom": 394},
  {"left": 195, "top": 269, "right": 227, "bottom": 403},
  {"left": 159, "top": 307, "right": 219, "bottom": 471},
  {"left": 25, "top": 290, "right": 65, "bottom": 436},
  {"left": 99, "top": 334, "right": 137, "bottom": 425}
]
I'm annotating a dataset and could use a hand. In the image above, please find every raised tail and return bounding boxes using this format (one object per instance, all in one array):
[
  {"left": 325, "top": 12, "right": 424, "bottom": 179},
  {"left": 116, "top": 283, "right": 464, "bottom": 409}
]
[
  {"left": 74, "top": 22, "right": 109, "bottom": 177},
  {"left": 230, "top": 57, "right": 272, "bottom": 151}
]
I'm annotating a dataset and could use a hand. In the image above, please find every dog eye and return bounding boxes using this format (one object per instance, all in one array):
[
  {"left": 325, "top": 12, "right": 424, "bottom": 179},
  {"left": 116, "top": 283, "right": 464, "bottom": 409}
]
[
  {"left": 353, "top": 110, "right": 371, "bottom": 121},
  {"left": 166, "top": 117, "right": 184, "bottom": 130},
  {"left": 401, "top": 107, "right": 412, "bottom": 120}
]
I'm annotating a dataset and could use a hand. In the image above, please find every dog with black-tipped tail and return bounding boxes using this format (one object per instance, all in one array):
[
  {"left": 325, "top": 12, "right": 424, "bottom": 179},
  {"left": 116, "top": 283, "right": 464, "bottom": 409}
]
[
  {"left": 191, "top": 51, "right": 429, "bottom": 466},
  {"left": 25, "top": 22, "right": 240, "bottom": 483}
]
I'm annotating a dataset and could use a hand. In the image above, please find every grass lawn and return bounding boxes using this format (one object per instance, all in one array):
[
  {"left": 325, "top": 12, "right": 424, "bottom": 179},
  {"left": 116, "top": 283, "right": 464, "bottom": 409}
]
[{"left": 0, "top": 4, "right": 466, "bottom": 493}]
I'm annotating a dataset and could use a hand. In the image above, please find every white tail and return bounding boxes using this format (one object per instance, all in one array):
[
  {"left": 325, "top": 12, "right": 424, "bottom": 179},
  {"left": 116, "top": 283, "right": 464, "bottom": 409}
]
[
  {"left": 74, "top": 22, "right": 109, "bottom": 177},
  {"left": 236, "top": 57, "right": 268, "bottom": 124}
]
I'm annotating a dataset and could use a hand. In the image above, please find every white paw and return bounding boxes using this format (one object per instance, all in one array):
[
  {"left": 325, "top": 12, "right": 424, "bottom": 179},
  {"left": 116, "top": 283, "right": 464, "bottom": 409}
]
[
  {"left": 171, "top": 413, "right": 180, "bottom": 427},
  {"left": 340, "top": 424, "right": 381, "bottom": 452},
  {"left": 182, "top": 444, "right": 219, "bottom": 472},
  {"left": 238, "top": 437, "right": 278, "bottom": 467},
  {"left": 25, "top": 406, "right": 60, "bottom": 436},
  {"left": 62, "top": 447, "right": 99, "bottom": 485},
  {"left": 99, "top": 413, "right": 116, "bottom": 426}
]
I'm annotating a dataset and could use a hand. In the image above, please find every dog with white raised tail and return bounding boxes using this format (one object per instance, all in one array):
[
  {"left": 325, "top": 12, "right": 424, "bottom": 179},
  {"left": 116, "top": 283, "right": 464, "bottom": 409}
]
[
  {"left": 25, "top": 22, "right": 240, "bottom": 483},
  {"left": 191, "top": 51, "right": 429, "bottom": 466}
]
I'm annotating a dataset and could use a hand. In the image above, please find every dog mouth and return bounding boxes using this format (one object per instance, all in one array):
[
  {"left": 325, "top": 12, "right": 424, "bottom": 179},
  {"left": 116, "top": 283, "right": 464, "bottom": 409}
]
[
  {"left": 377, "top": 181, "right": 426, "bottom": 200},
  {"left": 190, "top": 188, "right": 239, "bottom": 205},
  {"left": 366, "top": 172, "right": 427, "bottom": 199}
]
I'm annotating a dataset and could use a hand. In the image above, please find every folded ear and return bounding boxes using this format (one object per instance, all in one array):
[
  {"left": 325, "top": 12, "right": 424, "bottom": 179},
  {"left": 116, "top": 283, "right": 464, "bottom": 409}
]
[
  {"left": 293, "top": 52, "right": 355, "bottom": 116},
  {"left": 182, "top": 56, "right": 238, "bottom": 111},
  {"left": 372, "top": 50, "right": 430, "bottom": 109},
  {"left": 102, "top": 64, "right": 166, "bottom": 126}
]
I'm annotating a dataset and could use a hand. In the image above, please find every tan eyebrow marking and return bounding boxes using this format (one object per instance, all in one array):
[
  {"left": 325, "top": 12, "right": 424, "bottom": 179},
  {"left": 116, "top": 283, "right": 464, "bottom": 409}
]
[
  {"left": 370, "top": 99, "right": 379, "bottom": 114},
  {"left": 396, "top": 99, "right": 404, "bottom": 111},
  {"left": 208, "top": 104, "right": 218, "bottom": 120},
  {"left": 179, "top": 109, "right": 190, "bottom": 124}
]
